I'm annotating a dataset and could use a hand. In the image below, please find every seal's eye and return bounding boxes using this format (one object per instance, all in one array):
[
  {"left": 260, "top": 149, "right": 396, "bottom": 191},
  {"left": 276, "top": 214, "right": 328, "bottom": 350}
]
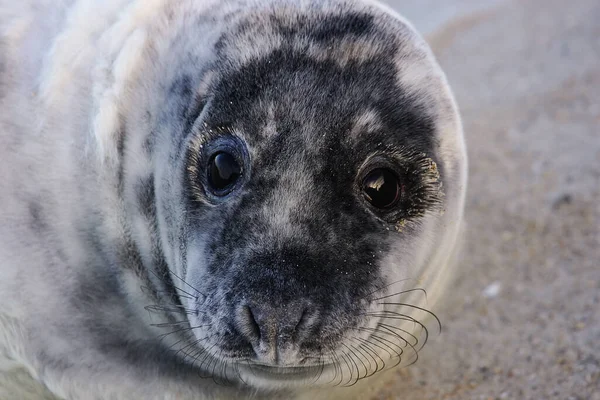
[
  {"left": 362, "top": 168, "right": 401, "bottom": 209},
  {"left": 208, "top": 152, "right": 242, "bottom": 194}
]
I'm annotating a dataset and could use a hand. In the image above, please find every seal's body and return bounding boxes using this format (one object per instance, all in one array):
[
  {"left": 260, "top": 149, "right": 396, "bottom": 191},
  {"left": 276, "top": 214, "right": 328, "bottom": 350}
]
[{"left": 0, "top": 0, "right": 467, "bottom": 398}]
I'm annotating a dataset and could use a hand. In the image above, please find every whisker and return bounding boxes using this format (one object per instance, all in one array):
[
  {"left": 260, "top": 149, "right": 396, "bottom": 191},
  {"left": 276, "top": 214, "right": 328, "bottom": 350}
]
[
  {"left": 174, "top": 333, "right": 215, "bottom": 359},
  {"left": 186, "top": 347, "right": 208, "bottom": 375},
  {"left": 313, "top": 352, "right": 326, "bottom": 384},
  {"left": 354, "top": 335, "right": 392, "bottom": 361},
  {"left": 365, "top": 311, "right": 431, "bottom": 350},
  {"left": 149, "top": 270, "right": 201, "bottom": 301},
  {"left": 358, "top": 329, "right": 404, "bottom": 362},
  {"left": 338, "top": 350, "right": 357, "bottom": 387},
  {"left": 196, "top": 343, "right": 219, "bottom": 379},
  {"left": 163, "top": 335, "right": 193, "bottom": 354},
  {"left": 140, "top": 285, "right": 195, "bottom": 300},
  {"left": 150, "top": 320, "right": 191, "bottom": 328},
  {"left": 326, "top": 346, "right": 345, "bottom": 387},
  {"left": 211, "top": 347, "right": 226, "bottom": 385},
  {"left": 361, "top": 278, "right": 416, "bottom": 300},
  {"left": 370, "top": 335, "right": 404, "bottom": 369},
  {"left": 321, "top": 349, "right": 336, "bottom": 386},
  {"left": 221, "top": 357, "right": 229, "bottom": 386},
  {"left": 378, "top": 302, "right": 442, "bottom": 333},
  {"left": 162, "top": 266, "right": 205, "bottom": 297},
  {"left": 349, "top": 338, "right": 383, "bottom": 377},
  {"left": 233, "top": 360, "right": 249, "bottom": 386},
  {"left": 376, "top": 324, "right": 420, "bottom": 366},
  {"left": 341, "top": 343, "right": 367, "bottom": 382},
  {"left": 182, "top": 346, "right": 203, "bottom": 365},
  {"left": 144, "top": 304, "right": 197, "bottom": 315},
  {"left": 377, "top": 322, "right": 419, "bottom": 347},
  {"left": 305, "top": 349, "right": 327, "bottom": 385},
  {"left": 372, "top": 288, "right": 428, "bottom": 302},
  {"left": 225, "top": 358, "right": 235, "bottom": 386},
  {"left": 245, "top": 357, "right": 259, "bottom": 382},
  {"left": 348, "top": 342, "right": 375, "bottom": 379},
  {"left": 403, "top": 348, "right": 421, "bottom": 368},
  {"left": 157, "top": 324, "right": 209, "bottom": 341},
  {"left": 175, "top": 338, "right": 204, "bottom": 359},
  {"left": 360, "top": 326, "right": 407, "bottom": 348}
]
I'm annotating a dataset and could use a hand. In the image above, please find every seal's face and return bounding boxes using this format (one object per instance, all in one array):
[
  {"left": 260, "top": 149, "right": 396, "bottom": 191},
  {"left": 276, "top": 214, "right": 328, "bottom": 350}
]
[
  {"left": 137, "top": 2, "right": 465, "bottom": 389},
  {"left": 182, "top": 43, "right": 443, "bottom": 360}
]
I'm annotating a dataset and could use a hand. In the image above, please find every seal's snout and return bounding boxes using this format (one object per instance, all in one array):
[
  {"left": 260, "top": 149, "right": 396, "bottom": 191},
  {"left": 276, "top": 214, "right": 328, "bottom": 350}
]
[{"left": 236, "top": 301, "right": 316, "bottom": 365}]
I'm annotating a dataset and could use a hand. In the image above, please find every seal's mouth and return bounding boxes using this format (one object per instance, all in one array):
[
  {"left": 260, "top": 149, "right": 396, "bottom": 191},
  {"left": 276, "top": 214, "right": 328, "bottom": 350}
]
[
  {"left": 245, "top": 363, "right": 323, "bottom": 374},
  {"left": 236, "top": 362, "right": 329, "bottom": 383}
]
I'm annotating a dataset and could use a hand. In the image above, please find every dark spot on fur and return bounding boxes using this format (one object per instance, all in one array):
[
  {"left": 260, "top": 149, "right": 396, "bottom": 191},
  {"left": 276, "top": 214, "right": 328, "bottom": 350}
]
[
  {"left": 310, "top": 13, "right": 375, "bottom": 41},
  {"left": 141, "top": 110, "right": 156, "bottom": 156},
  {"left": 117, "top": 236, "right": 146, "bottom": 275},
  {"left": 169, "top": 74, "right": 208, "bottom": 135},
  {"left": 28, "top": 200, "right": 49, "bottom": 232},
  {"left": 116, "top": 129, "right": 126, "bottom": 159},
  {"left": 136, "top": 175, "right": 156, "bottom": 219},
  {"left": 0, "top": 39, "right": 8, "bottom": 101},
  {"left": 36, "top": 349, "right": 73, "bottom": 373},
  {"left": 142, "top": 132, "right": 154, "bottom": 155}
]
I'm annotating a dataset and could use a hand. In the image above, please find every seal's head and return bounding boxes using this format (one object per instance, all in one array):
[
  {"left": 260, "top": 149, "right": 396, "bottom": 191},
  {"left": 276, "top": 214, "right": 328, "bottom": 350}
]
[{"left": 114, "top": 0, "right": 466, "bottom": 389}]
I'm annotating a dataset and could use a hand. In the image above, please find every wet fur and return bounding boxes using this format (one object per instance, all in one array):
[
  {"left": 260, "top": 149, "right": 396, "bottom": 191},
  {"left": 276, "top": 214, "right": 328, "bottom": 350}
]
[{"left": 0, "top": 0, "right": 467, "bottom": 399}]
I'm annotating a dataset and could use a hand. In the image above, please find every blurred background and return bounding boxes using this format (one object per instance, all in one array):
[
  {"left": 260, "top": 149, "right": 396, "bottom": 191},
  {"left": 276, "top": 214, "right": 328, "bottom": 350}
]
[{"left": 373, "top": 0, "right": 600, "bottom": 399}]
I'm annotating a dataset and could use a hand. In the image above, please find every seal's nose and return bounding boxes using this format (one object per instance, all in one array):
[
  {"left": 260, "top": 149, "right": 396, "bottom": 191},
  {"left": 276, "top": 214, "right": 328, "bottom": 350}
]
[{"left": 236, "top": 302, "right": 315, "bottom": 365}]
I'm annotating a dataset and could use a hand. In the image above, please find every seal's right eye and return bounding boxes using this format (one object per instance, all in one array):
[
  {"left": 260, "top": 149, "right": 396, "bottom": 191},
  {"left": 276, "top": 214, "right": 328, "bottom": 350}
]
[{"left": 207, "top": 152, "right": 242, "bottom": 195}]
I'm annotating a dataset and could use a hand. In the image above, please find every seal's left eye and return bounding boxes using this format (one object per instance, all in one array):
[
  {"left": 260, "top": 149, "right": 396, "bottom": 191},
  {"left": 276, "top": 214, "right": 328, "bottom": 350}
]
[
  {"left": 362, "top": 168, "right": 401, "bottom": 209},
  {"left": 208, "top": 152, "right": 242, "bottom": 194}
]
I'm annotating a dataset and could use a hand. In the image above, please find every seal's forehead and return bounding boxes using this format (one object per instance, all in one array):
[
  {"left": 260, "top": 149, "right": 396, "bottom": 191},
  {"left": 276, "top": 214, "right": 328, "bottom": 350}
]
[
  {"left": 214, "top": 1, "right": 443, "bottom": 89},
  {"left": 216, "top": 0, "right": 420, "bottom": 59},
  {"left": 216, "top": 7, "right": 396, "bottom": 68},
  {"left": 206, "top": 0, "right": 458, "bottom": 149}
]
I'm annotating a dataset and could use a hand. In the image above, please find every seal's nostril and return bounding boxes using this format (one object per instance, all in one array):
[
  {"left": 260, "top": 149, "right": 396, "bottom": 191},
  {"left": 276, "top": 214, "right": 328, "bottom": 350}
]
[
  {"left": 293, "top": 307, "right": 309, "bottom": 334},
  {"left": 242, "top": 305, "right": 261, "bottom": 342},
  {"left": 293, "top": 307, "right": 317, "bottom": 341}
]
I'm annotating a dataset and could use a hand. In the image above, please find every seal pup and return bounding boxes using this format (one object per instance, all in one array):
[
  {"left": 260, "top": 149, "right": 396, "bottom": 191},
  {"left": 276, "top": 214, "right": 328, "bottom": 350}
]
[{"left": 0, "top": 0, "right": 467, "bottom": 398}]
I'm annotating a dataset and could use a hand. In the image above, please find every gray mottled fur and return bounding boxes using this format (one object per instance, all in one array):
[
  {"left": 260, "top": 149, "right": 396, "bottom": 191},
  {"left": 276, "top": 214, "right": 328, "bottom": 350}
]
[{"left": 0, "top": 0, "right": 467, "bottom": 399}]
